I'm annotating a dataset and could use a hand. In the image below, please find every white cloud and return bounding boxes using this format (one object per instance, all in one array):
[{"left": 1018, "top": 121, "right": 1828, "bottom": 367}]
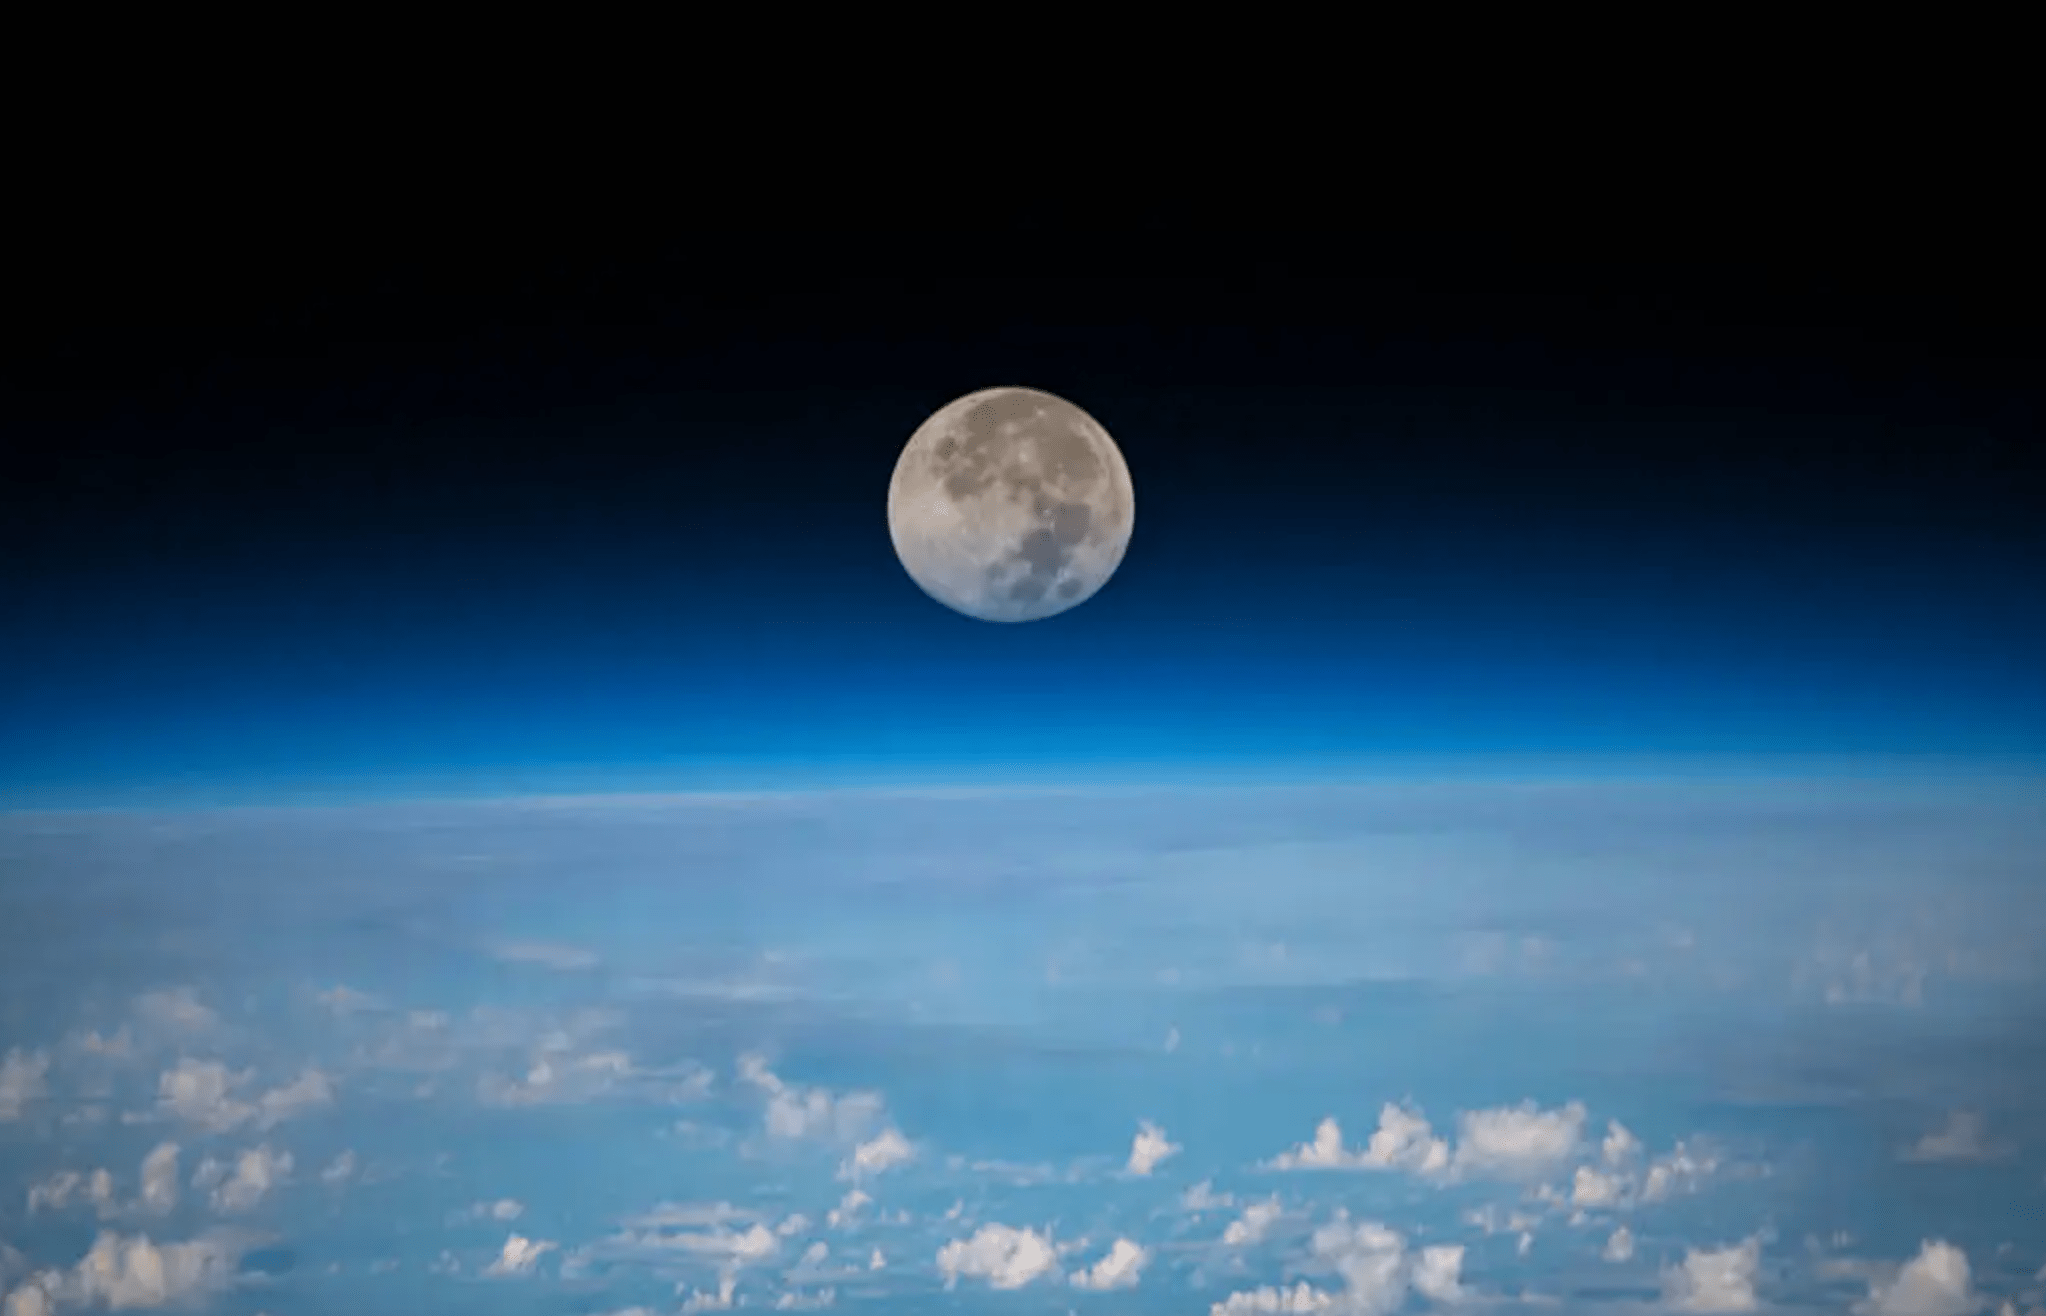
[
  {"left": 1225, "top": 1196, "right": 1284, "bottom": 1247},
  {"left": 1451, "top": 1101, "right": 1586, "bottom": 1179},
  {"left": 256, "top": 1068, "right": 333, "bottom": 1124},
  {"left": 1128, "top": 1120, "right": 1181, "bottom": 1175},
  {"left": 156, "top": 1059, "right": 252, "bottom": 1130},
  {"left": 492, "top": 941, "right": 600, "bottom": 970},
  {"left": 484, "top": 1233, "right": 557, "bottom": 1277},
  {"left": 738, "top": 1056, "right": 887, "bottom": 1146},
  {"left": 5, "top": 1229, "right": 247, "bottom": 1311},
  {"left": 152, "top": 1060, "right": 331, "bottom": 1132},
  {"left": 1662, "top": 1237, "right": 1761, "bottom": 1312},
  {"left": 1267, "top": 1104, "right": 1449, "bottom": 1175},
  {"left": 135, "top": 988, "right": 218, "bottom": 1031},
  {"left": 826, "top": 1190, "right": 869, "bottom": 1229},
  {"left": 319, "top": 1150, "right": 357, "bottom": 1185},
  {"left": 1411, "top": 1245, "right": 1465, "bottom": 1303},
  {"left": 0, "top": 1049, "right": 50, "bottom": 1121},
  {"left": 1211, "top": 1281, "right": 1340, "bottom": 1312},
  {"left": 1306, "top": 1216, "right": 1420, "bottom": 1316},
  {"left": 1364, "top": 1102, "right": 1451, "bottom": 1174},
  {"left": 1859, "top": 1241, "right": 1983, "bottom": 1316},
  {"left": 1270, "top": 1116, "right": 1351, "bottom": 1169},
  {"left": 1182, "top": 1180, "right": 1235, "bottom": 1210},
  {"left": 316, "top": 984, "right": 380, "bottom": 1014},
  {"left": 1069, "top": 1238, "right": 1149, "bottom": 1291},
  {"left": 840, "top": 1128, "right": 912, "bottom": 1180},
  {"left": 26, "top": 1170, "right": 115, "bottom": 1216},
  {"left": 936, "top": 1223, "right": 1059, "bottom": 1290},
  {"left": 1642, "top": 1142, "right": 1718, "bottom": 1201},
  {"left": 1902, "top": 1112, "right": 2010, "bottom": 1164},
  {"left": 678, "top": 1275, "right": 738, "bottom": 1311},
  {"left": 1572, "top": 1165, "right": 1626, "bottom": 1208},
  {"left": 452, "top": 1198, "right": 525, "bottom": 1223},
  {"left": 139, "top": 1142, "right": 179, "bottom": 1213},
  {"left": 1604, "top": 1226, "right": 1636, "bottom": 1262},
  {"left": 196, "top": 1145, "right": 291, "bottom": 1212},
  {"left": 1603, "top": 1120, "right": 1642, "bottom": 1165},
  {"left": 478, "top": 1050, "right": 635, "bottom": 1107}
]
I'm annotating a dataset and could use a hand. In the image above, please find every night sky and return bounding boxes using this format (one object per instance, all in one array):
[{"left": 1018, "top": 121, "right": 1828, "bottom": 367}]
[{"left": 3, "top": 226, "right": 2041, "bottom": 804}]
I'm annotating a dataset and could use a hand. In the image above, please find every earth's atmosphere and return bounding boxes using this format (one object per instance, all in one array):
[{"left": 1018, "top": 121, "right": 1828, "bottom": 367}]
[{"left": 2, "top": 776, "right": 2042, "bottom": 1315}]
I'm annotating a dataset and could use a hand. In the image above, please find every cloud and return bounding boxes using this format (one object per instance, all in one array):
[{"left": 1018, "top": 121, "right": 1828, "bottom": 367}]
[
  {"left": 1604, "top": 1226, "right": 1636, "bottom": 1262},
  {"left": 1211, "top": 1281, "right": 1340, "bottom": 1312},
  {"left": 1266, "top": 1104, "right": 1447, "bottom": 1174},
  {"left": 491, "top": 942, "right": 600, "bottom": 971},
  {"left": 825, "top": 1190, "right": 869, "bottom": 1229},
  {"left": 0, "top": 1048, "right": 50, "bottom": 1120},
  {"left": 738, "top": 1056, "right": 887, "bottom": 1145},
  {"left": 1451, "top": 1101, "right": 1586, "bottom": 1179},
  {"left": 1902, "top": 1112, "right": 2011, "bottom": 1163},
  {"left": 1572, "top": 1165, "right": 1626, "bottom": 1207},
  {"left": 1603, "top": 1120, "right": 1642, "bottom": 1165},
  {"left": 1293, "top": 1215, "right": 1459, "bottom": 1316},
  {"left": 315, "top": 984, "right": 381, "bottom": 1014},
  {"left": 26, "top": 1170, "right": 115, "bottom": 1217},
  {"left": 1411, "top": 1245, "right": 1465, "bottom": 1303},
  {"left": 1128, "top": 1120, "right": 1181, "bottom": 1175},
  {"left": 319, "top": 1150, "right": 357, "bottom": 1185},
  {"left": 936, "top": 1224, "right": 1059, "bottom": 1290},
  {"left": 840, "top": 1128, "right": 912, "bottom": 1181},
  {"left": 1641, "top": 1142, "right": 1718, "bottom": 1201},
  {"left": 140, "top": 1143, "right": 180, "bottom": 1213},
  {"left": 1225, "top": 1196, "right": 1284, "bottom": 1247},
  {"left": 1182, "top": 1180, "right": 1235, "bottom": 1210},
  {"left": 135, "top": 988, "right": 218, "bottom": 1031},
  {"left": 2, "top": 1229, "right": 248, "bottom": 1311},
  {"left": 478, "top": 1050, "right": 635, "bottom": 1107},
  {"left": 1069, "top": 1238, "right": 1149, "bottom": 1290},
  {"left": 451, "top": 1198, "right": 525, "bottom": 1224},
  {"left": 484, "top": 1233, "right": 557, "bottom": 1277},
  {"left": 152, "top": 1060, "right": 332, "bottom": 1132},
  {"left": 194, "top": 1145, "right": 291, "bottom": 1212},
  {"left": 1859, "top": 1241, "right": 1983, "bottom": 1316},
  {"left": 1662, "top": 1237, "right": 1762, "bottom": 1312}
]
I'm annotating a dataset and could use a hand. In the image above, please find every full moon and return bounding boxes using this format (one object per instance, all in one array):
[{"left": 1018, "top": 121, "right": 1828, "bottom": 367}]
[{"left": 888, "top": 386, "right": 1134, "bottom": 622}]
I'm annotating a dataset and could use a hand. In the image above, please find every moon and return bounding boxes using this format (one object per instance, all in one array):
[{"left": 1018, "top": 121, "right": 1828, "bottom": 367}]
[{"left": 888, "top": 386, "right": 1134, "bottom": 622}]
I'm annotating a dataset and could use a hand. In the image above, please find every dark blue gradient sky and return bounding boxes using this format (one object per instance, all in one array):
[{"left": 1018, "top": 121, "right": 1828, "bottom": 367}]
[{"left": 3, "top": 229, "right": 2041, "bottom": 804}]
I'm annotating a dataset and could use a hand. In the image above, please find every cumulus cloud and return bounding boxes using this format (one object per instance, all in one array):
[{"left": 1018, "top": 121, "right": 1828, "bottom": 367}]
[
  {"left": 1641, "top": 1142, "right": 1718, "bottom": 1201},
  {"left": 0, "top": 1049, "right": 50, "bottom": 1120},
  {"left": 1572, "top": 1165, "right": 1626, "bottom": 1207},
  {"left": 1662, "top": 1237, "right": 1762, "bottom": 1312},
  {"left": 1902, "top": 1112, "right": 2011, "bottom": 1164},
  {"left": 1859, "top": 1241, "right": 1983, "bottom": 1316},
  {"left": 319, "top": 1150, "right": 357, "bottom": 1185},
  {"left": 26, "top": 1170, "right": 115, "bottom": 1217},
  {"left": 194, "top": 1145, "right": 291, "bottom": 1212},
  {"left": 840, "top": 1128, "right": 912, "bottom": 1180},
  {"left": 1411, "top": 1245, "right": 1466, "bottom": 1303},
  {"left": 825, "top": 1190, "right": 869, "bottom": 1229},
  {"left": 1182, "top": 1181, "right": 1235, "bottom": 1210},
  {"left": 2, "top": 1229, "right": 248, "bottom": 1312},
  {"left": 738, "top": 1055, "right": 887, "bottom": 1146},
  {"left": 936, "top": 1224, "right": 1059, "bottom": 1290},
  {"left": 139, "top": 1143, "right": 180, "bottom": 1213},
  {"left": 1069, "top": 1238, "right": 1149, "bottom": 1291},
  {"left": 1267, "top": 1104, "right": 1452, "bottom": 1175},
  {"left": 152, "top": 1060, "right": 332, "bottom": 1132},
  {"left": 1225, "top": 1196, "right": 1285, "bottom": 1247},
  {"left": 451, "top": 1198, "right": 525, "bottom": 1224},
  {"left": 135, "top": 988, "right": 219, "bottom": 1031},
  {"left": 1298, "top": 1215, "right": 1460, "bottom": 1316},
  {"left": 1451, "top": 1101, "right": 1586, "bottom": 1179},
  {"left": 1212, "top": 1281, "right": 1340, "bottom": 1312},
  {"left": 478, "top": 1050, "right": 634, "bottom": 1107},
  {"left": 1604, "top": 1226, "right": 1636, "bottom": 1262},
  {"left": 1603, "top": 1120, "right": 1642, "bottom": 1165},
  {"left": 1127, "top": 1120, "right": 1181, "bottom": 1175},
  {"left": 484, "top": 1233, "right": 557, "bottom": 1277}
]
